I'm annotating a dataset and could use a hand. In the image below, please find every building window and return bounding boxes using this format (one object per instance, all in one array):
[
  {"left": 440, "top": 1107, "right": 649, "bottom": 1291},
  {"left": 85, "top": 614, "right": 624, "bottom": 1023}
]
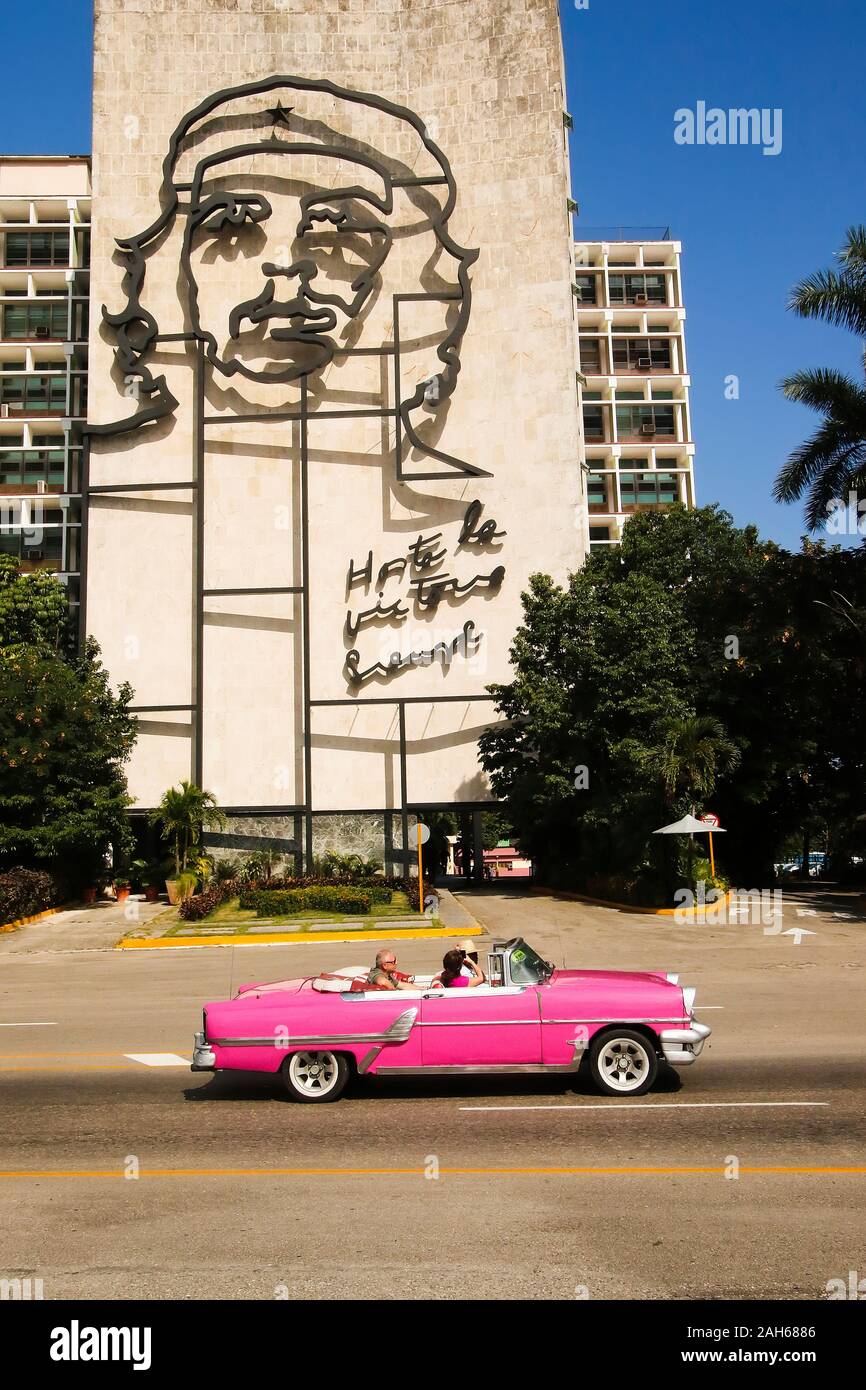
[
  {"left": 583, "top": 405, "right": 606, "bottom": 440},
  {"left": 589, "top": 525, "right": 611, "bottom": 548},
  {"left": 2, "top": 301, "right": 69, "bottom": 339},
  {"left": 620, "top": 471, "right": 679, "bottom": 509},
  {"left": 4, "top": 230, "right": 70, "bottom": 269},
  {"left": 608, "top": 273, "right": 667, "bottom": 306},
  {"left": 579, "top": 337, "right": 605, "bottom": 374},
  {"left": 0, "top": 374, "right": 67, "bottom": 414},
  {"left": 616, "top": 404, "right": 676, "bottom": 438},
  {"left": 611, "top": 337, "right": 672, "bottom": 372},
  {"left": 574, "top": 273, "right": 598, "bottom": 304},
  {"left": 587, "top": 474, "right": 609, "bottom": 512}
]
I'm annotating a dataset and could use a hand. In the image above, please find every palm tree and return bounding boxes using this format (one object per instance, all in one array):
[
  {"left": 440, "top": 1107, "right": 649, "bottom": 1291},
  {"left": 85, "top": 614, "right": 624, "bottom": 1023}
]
[
  {"left": 148, "top": 781, "right": 225, "bottom": 878},
  {"left": 774, "top": 226, "right": 866, "bottom": 530},
  {"left": 659, "top": 716, "right": 741, "bottom": 888},
  {"left": 659, "top": 715, "right": 741, "bottom": 807}
]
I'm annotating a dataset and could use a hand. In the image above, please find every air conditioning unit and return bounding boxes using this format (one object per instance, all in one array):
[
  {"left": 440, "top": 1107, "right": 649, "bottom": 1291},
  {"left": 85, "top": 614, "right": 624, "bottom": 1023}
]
[
  {"left": 640, "top": 422, "right": 656, "bottom": 436},
  {"left": 637, "top": 356, "right": 652, "bottom": 369},
  {"left": 36, "top": 479, "right": 47, "bottom": 494},
  {"left": 634, "top": 292, "right": 648, "bottom": 305},
  {"left": 34, "top": 325, "right": 50, "bottom": 338},
  {"left": 0, "top": 405, "right": 9, "bottom": 418}
]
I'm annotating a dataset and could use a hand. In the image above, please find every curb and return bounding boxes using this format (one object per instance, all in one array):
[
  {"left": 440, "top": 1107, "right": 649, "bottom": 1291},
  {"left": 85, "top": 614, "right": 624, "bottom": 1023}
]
[
  {"left": 116, "top": 924, "right": 473, "bottom": 950},
  {"left": 0, "top": 903, "right": 67, "bottom": 934},
  {"left": 531, "top": 885, "right": 733, "bottom": 918}
]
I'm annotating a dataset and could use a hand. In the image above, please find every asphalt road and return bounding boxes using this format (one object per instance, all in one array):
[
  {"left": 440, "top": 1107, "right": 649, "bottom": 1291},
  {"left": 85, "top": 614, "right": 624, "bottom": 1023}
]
[{"left": 0, "top": 884, "right": 864, "bottom": 1300}]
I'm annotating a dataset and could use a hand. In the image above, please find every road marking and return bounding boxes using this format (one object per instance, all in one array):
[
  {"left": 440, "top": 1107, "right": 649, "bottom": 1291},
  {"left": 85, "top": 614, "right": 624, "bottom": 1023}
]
[
  {"left": 123, "top": 1053, "right": 190, "bottom": 1067},
  {"left": 0, "top": 1022, "right": 57, "bottom": 1028},
  {"left": 459, "top": 1101, "right": 830, "bottom": 1113},
  {"left": 0, "top": 1164, "right": 861, "bottom": 1180}
]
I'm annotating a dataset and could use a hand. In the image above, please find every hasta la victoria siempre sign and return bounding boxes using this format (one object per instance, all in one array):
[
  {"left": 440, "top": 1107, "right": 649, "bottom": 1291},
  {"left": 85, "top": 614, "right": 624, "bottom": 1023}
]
[{"left": 88, "top": 74, "right": 506, "bottom": 694}]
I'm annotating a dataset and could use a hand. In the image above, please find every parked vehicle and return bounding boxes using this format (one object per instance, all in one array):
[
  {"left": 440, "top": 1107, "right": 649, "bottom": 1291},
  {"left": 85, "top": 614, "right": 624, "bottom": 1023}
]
[{"left": 192, "top": 937, "right": 711, "bottom": 1101}]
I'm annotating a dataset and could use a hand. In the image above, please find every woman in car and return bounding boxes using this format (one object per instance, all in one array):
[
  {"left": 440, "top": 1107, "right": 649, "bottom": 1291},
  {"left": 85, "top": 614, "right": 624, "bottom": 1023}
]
[{"left": 440, "top": 948, "right": 485, "bottom": 988}]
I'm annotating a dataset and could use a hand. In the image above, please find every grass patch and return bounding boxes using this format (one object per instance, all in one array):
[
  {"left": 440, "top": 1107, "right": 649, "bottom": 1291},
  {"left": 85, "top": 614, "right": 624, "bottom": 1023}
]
[{"left": 161, "top": 890, "right": 426, "bottom": 935}]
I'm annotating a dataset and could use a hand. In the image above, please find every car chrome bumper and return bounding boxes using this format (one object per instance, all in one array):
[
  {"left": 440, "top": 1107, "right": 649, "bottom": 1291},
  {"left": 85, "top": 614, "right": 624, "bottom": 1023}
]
[
  {"left": 191, "top": 1030, "right": 216, "bottom": 1072},
  {"left": 658, "top": 1020, "right": 712, "bottom": 1066}
]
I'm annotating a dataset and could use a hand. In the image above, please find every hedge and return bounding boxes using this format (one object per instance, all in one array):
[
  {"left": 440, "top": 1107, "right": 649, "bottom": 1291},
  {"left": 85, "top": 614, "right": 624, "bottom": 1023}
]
[
  {"left": 239, "top": 880, "right": 393, "bottom": 911},
  {"left": 247, "top": 886, "right": 375, "bottom": 917},
  {"left": 0, "top": 868, "right": 64, "bottom": 926}
]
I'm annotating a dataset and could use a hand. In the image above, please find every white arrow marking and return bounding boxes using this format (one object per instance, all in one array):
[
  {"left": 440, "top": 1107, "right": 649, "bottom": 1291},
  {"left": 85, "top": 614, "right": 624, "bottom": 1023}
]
[{"left": 781, "top": 927, "right": 817, "bottom": 944}]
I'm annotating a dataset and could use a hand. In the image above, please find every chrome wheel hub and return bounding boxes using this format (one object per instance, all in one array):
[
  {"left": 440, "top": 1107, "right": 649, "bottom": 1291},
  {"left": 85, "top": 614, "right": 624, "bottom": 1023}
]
[
  {"left": 598, "top": 1038, "right": 649, "bottom": 1093},
  {"left": 289, "top": 1050, "right": 338, "bottom": 1095}
]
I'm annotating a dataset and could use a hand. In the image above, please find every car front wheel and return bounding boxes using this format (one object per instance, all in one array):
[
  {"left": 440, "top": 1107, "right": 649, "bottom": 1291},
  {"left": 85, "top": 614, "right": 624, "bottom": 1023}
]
[
  {"left": 589, "top": 1028, "right": 658, "bottom": 1096},
  {"left": 282, "top": 1050, "right": 350, "bottom": 1103}
]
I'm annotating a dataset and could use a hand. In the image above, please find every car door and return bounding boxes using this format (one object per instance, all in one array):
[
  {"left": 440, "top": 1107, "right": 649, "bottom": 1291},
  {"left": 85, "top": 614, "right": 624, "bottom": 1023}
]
[{"left": 419, "top": 986, "right": 542, "bottom": 1067}]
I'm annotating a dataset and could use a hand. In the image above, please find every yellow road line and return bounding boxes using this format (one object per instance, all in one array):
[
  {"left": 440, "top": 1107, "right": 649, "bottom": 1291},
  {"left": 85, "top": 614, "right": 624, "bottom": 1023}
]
[
  {"left": 0, "top": 1064, "right": 152, "bottom": 1072},
  {"left": 117, "top": 926, "right": 471, "bottom": 949},
  {"left": 0, "top": 1165, "right": 864, "bottom": 1179}
]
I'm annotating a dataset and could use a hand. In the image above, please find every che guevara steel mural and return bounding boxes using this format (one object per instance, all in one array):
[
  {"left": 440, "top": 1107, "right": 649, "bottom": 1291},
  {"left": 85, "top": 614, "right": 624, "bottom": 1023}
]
[{"left": 88, "top": 75, "right": 506, "bottom": 695}]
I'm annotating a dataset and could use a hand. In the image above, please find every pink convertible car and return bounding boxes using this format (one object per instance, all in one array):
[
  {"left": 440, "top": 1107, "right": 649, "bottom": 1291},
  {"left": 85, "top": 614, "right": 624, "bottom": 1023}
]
[{"left": 191, "top": 937, "right": 711, "bottom": 1102}]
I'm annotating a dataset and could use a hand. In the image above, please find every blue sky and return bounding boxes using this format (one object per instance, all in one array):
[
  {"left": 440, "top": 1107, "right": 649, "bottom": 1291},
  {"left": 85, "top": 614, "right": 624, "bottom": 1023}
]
[{"left": 1, "top": 0, "right": 864, "bottom": 548}]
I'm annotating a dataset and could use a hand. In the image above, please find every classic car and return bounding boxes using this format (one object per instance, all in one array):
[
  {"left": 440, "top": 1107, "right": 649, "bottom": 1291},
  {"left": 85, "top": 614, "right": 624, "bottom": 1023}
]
[{"left": 191, "top": 937, "right": 711, "bottom": 1102}]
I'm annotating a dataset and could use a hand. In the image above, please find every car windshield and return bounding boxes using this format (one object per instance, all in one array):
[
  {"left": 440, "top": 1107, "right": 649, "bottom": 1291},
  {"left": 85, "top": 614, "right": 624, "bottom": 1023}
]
[{"left": 508, "top": 941, "right": 552, "bottom": 984}]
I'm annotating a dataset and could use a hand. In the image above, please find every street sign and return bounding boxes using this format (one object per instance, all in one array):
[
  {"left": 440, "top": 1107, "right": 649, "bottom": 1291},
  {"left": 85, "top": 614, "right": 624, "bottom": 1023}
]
[
  {"left": 417, "top": 822, "right": 431, "bottom": 845},
  {"left": 701, "top": 813, "right": 720, "bottom": 828}
]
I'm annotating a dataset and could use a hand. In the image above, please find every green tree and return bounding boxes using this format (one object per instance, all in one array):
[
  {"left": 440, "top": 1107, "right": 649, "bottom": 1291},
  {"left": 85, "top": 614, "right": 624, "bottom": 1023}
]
[
  {"left": 149, "top": 781, "right": 226, "bottom": 877},
  {"left": 480, "top": 505, "right": 866, "bottom": 898},
  {"left": 0, "top": 553, "right": 72, "bottom": 653},
  {"left": 0, "top": 638, "right": 136, "bottom": 881},
  {"left": 774, "top": 226, "right": 866, "bottom": 530}
]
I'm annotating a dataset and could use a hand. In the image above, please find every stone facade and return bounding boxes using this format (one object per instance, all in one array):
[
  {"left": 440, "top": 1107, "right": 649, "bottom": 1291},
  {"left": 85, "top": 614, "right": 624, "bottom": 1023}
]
[{"left": 86, "top": 0, "right": 583, "bottom": 858}]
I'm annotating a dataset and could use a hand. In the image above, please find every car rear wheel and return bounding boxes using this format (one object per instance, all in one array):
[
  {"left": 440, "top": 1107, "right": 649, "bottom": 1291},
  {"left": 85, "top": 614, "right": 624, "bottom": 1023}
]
[
  {"left": 282, "top": 1050, "right": 350, "bottom": 1103},
  {"left": 589, "top": 1028, "right": 658, "bottom": 1096}
]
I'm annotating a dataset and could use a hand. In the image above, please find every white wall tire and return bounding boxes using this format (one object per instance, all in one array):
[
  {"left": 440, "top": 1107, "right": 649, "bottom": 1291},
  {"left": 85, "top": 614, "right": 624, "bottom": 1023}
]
[
  {"left": 282, "top": 1050, "right": 349, "bottom": 1103},
  {"left": 589, "top": 1028, "right": 658, "bottom": 1097}
]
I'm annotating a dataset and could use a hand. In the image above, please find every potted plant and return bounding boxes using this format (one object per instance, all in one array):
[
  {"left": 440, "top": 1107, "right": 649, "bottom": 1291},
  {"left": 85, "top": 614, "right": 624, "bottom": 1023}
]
[
  {"left": 113, "top": 876, "right": 131, "bottom": 904},
  {"left": 148, "top": 781, "right": 225, "bottom": 904},
  {"left": 168, "top": 870, "right": 198, "bottom": 906}
]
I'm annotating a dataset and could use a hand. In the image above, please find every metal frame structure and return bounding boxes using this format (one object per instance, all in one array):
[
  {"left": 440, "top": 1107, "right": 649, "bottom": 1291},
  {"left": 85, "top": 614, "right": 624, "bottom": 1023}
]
[{"left": 83, "top": 77, "right": 506, "bottom": 870}]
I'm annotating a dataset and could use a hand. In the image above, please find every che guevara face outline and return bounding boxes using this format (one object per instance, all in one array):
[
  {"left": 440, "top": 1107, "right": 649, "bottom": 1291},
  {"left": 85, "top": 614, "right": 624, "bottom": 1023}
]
[
  {"left": 182, "top": 143, "right": 396, "bottom": 385},
  {"left": 89, "top": 76, "right": 485, "bottom": 480}
]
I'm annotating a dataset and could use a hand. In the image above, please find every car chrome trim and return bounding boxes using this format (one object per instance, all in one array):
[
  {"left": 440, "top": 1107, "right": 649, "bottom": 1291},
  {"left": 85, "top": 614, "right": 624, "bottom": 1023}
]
[
  {"left": 416, "top": 1018, "right": 538, "bottom": 1027},
  {"left": 377, "top": 1058, "right": 584, "bottom": 1077},
  {"left": 211, "top": 1007, "right": 418, "bottom": 1050},
  {"left": 357, "top": 1046, "right": 383, "bottom": 1074},
  {"left": 542, "top": 1016, "right": 690, "bottom": 1025},
  {"left": 659, "top": 1020, "right": 711, "bottom": 1066},
  {"left": 190, "top": 1030, "right": 216, "bottom": 1072}
]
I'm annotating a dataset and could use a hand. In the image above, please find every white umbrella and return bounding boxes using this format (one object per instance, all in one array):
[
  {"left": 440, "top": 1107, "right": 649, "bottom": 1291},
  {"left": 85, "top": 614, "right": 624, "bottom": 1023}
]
[
  {"left": 653, "top": 814, "right": 726, "bottom": 835},
  {"left": 654, "top": 814, "right": 726, "bottom": 879}
]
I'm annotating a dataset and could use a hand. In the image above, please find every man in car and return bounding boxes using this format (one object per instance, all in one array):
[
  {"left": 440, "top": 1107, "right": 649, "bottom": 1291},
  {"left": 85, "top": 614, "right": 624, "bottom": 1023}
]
[{"left": 366, "top": 950, "right": 420, "bottom": 991}]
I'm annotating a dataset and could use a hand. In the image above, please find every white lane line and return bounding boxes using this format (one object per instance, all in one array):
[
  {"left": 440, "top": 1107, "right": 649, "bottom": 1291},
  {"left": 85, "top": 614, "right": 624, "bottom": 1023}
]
[
  {"left": 459, "top": 1101, "right": 829, "bottom": 1113},
  {"left": 0, "top": 1022, "right": 58, "bottom": 1028},
  {"left": 123, "top": 1053, "right": 190, "bottom": 1067}
]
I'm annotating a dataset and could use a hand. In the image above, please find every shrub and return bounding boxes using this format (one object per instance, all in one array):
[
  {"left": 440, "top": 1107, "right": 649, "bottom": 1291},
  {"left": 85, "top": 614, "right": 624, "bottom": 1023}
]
[
  {"left": 248, "top": 886, "right": 374, "bottom": 917},
  {"left": 178, "top": 877, "right": 239, "bottom": 922},
  {"left": 0, "top": 867, "right": 64, "bottom": 926},
  {"left": 239, "top": 877, "right": 396, "bottom": 909}
]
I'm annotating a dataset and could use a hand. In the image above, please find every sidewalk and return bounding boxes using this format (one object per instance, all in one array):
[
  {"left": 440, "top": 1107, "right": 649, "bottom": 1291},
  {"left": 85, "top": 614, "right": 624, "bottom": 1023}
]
[{"left": 0, "top": 898, "right": 168, "bottom": 954}]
